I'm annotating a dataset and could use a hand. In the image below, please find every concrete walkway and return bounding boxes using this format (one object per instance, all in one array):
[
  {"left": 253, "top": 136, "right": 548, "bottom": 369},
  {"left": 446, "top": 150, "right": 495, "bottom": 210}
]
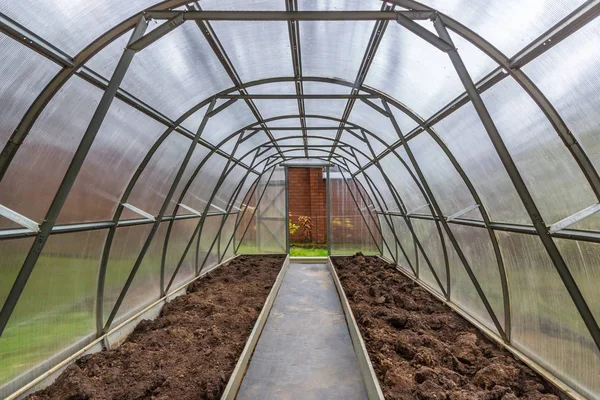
[{"left": 236, "top": 263, "right": 368, "bottom": 400}]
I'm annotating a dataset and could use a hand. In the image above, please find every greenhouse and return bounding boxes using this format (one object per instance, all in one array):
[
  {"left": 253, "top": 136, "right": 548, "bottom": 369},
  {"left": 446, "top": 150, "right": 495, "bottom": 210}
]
[{"left": 0, "top": 0, "right": 599, "bottom": 399}]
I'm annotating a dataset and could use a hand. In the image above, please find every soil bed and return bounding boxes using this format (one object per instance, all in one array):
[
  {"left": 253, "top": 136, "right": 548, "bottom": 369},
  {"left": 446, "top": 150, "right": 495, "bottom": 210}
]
[
  {"left": 333, "top": 254, "right": 560, "bottom": 400},
  {"left": 29, "top": 255, "right": 285, "bottom": 400}
]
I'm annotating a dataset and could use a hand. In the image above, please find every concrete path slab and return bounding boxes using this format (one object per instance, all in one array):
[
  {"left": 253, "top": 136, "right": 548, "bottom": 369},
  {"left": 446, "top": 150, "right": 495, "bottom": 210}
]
[{"left": 236, "top": 263, "right": 368, "bottom": 400}]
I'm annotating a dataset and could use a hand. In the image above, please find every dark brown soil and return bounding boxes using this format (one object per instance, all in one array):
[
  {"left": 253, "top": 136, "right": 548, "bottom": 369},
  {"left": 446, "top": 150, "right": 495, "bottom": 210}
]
[
  {"left": 28, "top": 255, "right": 285, "bottom": 400},
  {"left": 333, "top": 254, "right": 561, "bottom": 400}
]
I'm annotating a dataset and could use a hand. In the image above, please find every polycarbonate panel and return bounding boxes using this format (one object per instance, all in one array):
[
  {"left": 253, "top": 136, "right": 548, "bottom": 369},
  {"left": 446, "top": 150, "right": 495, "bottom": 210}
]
[
  {"left": 0, "top": 0, "right": 158, "bottom": 55},
  {"left": 0, "top": 230, "right": 104, "bottom": 386},
  {"left": 182, "top": 154, "right": 228, "bottom": 214},
  {"left": 440, "top": 227, "right": 496, "bottom": 331},
  {"left": 448, "top": 224, "right": 505, "bottom": 331},
  {"left": 348, "top": 100, "right": 398, "bottom": 144},
  {"left": 300, "top": 20, "right": 374, "bottom": 82},
  {"left": 199, "top": 0, "right": 284, "bottom": 10},
  {"left": 180, "top": 104, "right": 210, "bottom": 133},
  {"left": 377, "top": 155, "right": 428, "bottom": 214},
  {"left": 410, "top": 218, "right": 446, "bottom": 296},
  {"left": 247, "top": 81, "right": 298, "bottom": 121},
  {"left": 256, "top": 168, "right": 286, "bottom": 253},
  {"left": 237, "top": 131, "right": 270, "bottom": 160},
  {"left": 0, "top": 77, "right": 102, "bottom": 229},
  {"left": 449, "top": 30, "right": 499, "bottom": 84},
  {"left": 0, "top": 37, "right": 60, "bottom": 150},
  {"left": 423, "top": 0, "right": 586, "bottom": 57},
  {"left": 304, "top": 97, "right": 349, "bottom": 121},
  {"left": 164, "top": 218, "right": 198, "bottom": 290},
  {"left": 299, "top": 0, "right": 381, "bottom": 10},
  {"left": 497, "top": 232, "right": 600, "bottom": 399},
  {"left": 213, "top": 164, "right": 249, "bottom": 210},
  {"left": 285, "top": 149, "right": 306, "bottom": 158},
  {"left": 169, "top": 144, "right": 211, "bottom": 214},
  {"left": 102, "top": 223, "right": 159, "bottom": 325},
  {"left": 198, "top": 215, "right": 220, "bottom": 270},
  {"left": 481, "top": 78, "right": 598, "bottom": 229},
  {"left": 59, "top": 99, "right": 167, "bottom": 223},
  {"left": 408, "top": 133, "right": 480, "bottom": 217},
  {"left": 87, "top": 23, "right": 231, "bottom": 119},
  {"left": 388, "top": 104, "right": 419, "bottom": 136},
  {"left": 220, "top": 214, "right": 237, "bottom": 260},
  {"left": 355, "top": 170, "right": 395, "bottom": 212},
  {"left": 366, "top": 22, "right": 463, "bottom": 119},
  {"left": 434, "top": 102, "right": 530, "bottom": 224},
  {"left": 379, "top": 214, "right": 395, "bottom": 262},
  {"left": 202, "top": 100, "right": 257, "bottom": 147},
  {"left": 329, "top": 177, "right": 380, "bottom": 255},
  {"left": 555, "top": 239, "right": 600, "bottom": 321},
  {"left": 523, "top": 18, "right": 600, "bottom": 174},
  {"left": 0, "top": 237, "right": 34, "bottom": 320},
  {"left": 391, "top": 216, "right": 417, "bottom": 274},
  {"left": 210, "top": 21, "right": 294, "bottom": 83},
  {"left": 127, "top": 133, "right": 189, "bottom": 217}
]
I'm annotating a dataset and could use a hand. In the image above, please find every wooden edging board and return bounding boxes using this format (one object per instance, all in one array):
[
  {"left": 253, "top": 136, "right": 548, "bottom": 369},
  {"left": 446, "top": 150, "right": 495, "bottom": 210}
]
[
  {"left": 327, "top": 257, "right": 385, "bottom": 400},
  {"left": 221, "top": 254, "right": 291, "bottom": 400}
]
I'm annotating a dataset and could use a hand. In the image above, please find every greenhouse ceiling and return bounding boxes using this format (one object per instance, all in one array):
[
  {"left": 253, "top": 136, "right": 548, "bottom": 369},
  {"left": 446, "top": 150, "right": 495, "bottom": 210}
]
[{"left": 0, "top": 0, "right": 600, "bottom": 398}]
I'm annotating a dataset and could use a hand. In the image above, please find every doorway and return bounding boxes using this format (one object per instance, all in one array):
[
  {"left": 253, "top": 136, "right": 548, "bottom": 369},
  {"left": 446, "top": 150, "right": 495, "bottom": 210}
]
[{"left": 285, "top": 166, "right": 330, "bottom": 257}]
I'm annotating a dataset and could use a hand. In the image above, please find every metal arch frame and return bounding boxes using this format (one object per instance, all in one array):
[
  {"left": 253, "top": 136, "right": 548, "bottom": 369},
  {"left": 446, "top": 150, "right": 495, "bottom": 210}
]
[
  {"left": 0, "top": 2, "right": 598, "bottom": 393},
  {"left": 432, "top": 17, "right": 600, "bottom": 351}
]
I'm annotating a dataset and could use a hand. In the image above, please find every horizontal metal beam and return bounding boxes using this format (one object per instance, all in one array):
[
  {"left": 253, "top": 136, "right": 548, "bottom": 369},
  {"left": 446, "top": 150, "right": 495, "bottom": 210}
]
[
  {"left": 510, "top": 0, "right": 600, "bottom": 68},
  {"left": 377, "top": 211, "right": 600, "bottom": 244},
  {"left": 218, "top": 94, "right": 381, "bottom": 99},
  {"left": 146, "top": 10, "right": 401, "bottom": 21},
  {"left": 0, "top": 212, "right": 237, "bottom": 240}
]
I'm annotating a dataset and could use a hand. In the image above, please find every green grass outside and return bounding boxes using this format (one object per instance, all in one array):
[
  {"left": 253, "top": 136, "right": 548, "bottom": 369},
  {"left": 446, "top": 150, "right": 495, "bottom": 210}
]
[{"left": 290, "top": 247, "right": 329, "bottom": 257}]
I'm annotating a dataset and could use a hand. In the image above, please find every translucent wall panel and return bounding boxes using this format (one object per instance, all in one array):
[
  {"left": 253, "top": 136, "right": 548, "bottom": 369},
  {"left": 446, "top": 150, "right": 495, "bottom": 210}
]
[
  {"left": 220, "top": 214, "right": 237, "bottom": 261},
  {"left": 434, "top": 102, "right": 530, "bottom": 224},
  {"left": 236, "top": 176, "right": 261, "bottom": 254},
  {"left": 0, "top": 230, "right": 105, "bottom": 388},
  {"left": 347, "top": 100, "right": 398, "bottom": 144},
  {"left": 88, "top": 23, "right": 232, "bottom": 119},
  {"left": 366, "top": 22, "right": 463, "bottom": 119},
  {"left": 198, "top": 215, "right": 221, "bottom": 272},
  {"left": 376, "top": 157, "right": 427, "bottom": 214},
  {"left": 200, "top": 0, "right": 284, "bottom": 10},
  {"left": 379, "top": 214, "right": 395, "bottom": 262},
  {"left": 0, "top": 77, "right": 102, "bottom": 229},
  {"left": 127, "top": 133, "right": 189, "bottom": 217},
  {"left": 410, "top": 218, "right": 446, "bottom": 296},
  {"left": 422, "top": 0, "right": 585, "bottom": 57},
  {"left": 408, "top": 133, "right": 480, "bottom": 218},
  {"left": 448, "top": 224, "right": 505, "bottom": 331},
  {"left": 524, "top": 18, "right": 600, "bottom": 174},
  {"left": 0, "top": 37, "right": 59, "bottom": 150},
  {"left": 212, "top": 164, "right": 249, "bottom": 211},
  {"left": 299, "top": 0, "right": 381, "bottom": 11},
  {"left": 210, "top": 21, "right": 294, "bottom": 83},
  {"left": 0, "top": 238, "right": 34, "bottom": 323},
  {"left": 554, "top": 239, "right": 600, "bottom": 321},
  {"left": 497, "top": 232, "right": 600, "bottom": 398},
  {"left": 59, "top": 99, "right": 168, "bottom": 224},
  {"left": 391, "top": 216, "right": 417, "bottom": 275},
  {"left": 441, "top": 228, "right": 496, "bottom": 332},
  {"left": 164, "top": 218, "right": 198, "bottom": 290},
  {"left": 248, "top": 82, "right": 298, "bottom": 121},
  {"left": 256, "top": 168, "right": 287, "bottom": 253},
  {"left": 0, "top": 0, "right": 158, "bottom": 54},
  {"left": 169, "top": 144, "right": 211, "bottom": 215},
  {"left": 300, "top": 20, "right": 374, "bottom": 83},
  {"left": 180, "top": 155, "right": 232, "bottom": 214},
  {"left": 481, "top": 78, "right": 598, "bottom": 229},
  {"left": 330, "top": 177, "right": 380, "bottom": 255},
  {"left": 202, "top": 100, "right": 257, "bottom": 148},
  {"left": 102, "top": 223, "right": 159, "bottom": 326}
]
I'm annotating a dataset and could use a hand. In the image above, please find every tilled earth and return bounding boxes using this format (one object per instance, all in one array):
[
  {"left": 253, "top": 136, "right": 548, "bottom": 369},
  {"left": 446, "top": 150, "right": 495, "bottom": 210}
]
[
  {"left": 28, "top": 255, "right": 285, "bottom": 400},
  {"left": 333, "top": 254, "right": 560, "bottom": 400}
]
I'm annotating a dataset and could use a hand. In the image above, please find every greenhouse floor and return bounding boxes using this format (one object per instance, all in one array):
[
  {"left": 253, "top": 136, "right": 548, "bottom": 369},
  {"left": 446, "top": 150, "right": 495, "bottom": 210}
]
[{"left": 237, "top": 263, "right": 368, "bottom": 400}]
